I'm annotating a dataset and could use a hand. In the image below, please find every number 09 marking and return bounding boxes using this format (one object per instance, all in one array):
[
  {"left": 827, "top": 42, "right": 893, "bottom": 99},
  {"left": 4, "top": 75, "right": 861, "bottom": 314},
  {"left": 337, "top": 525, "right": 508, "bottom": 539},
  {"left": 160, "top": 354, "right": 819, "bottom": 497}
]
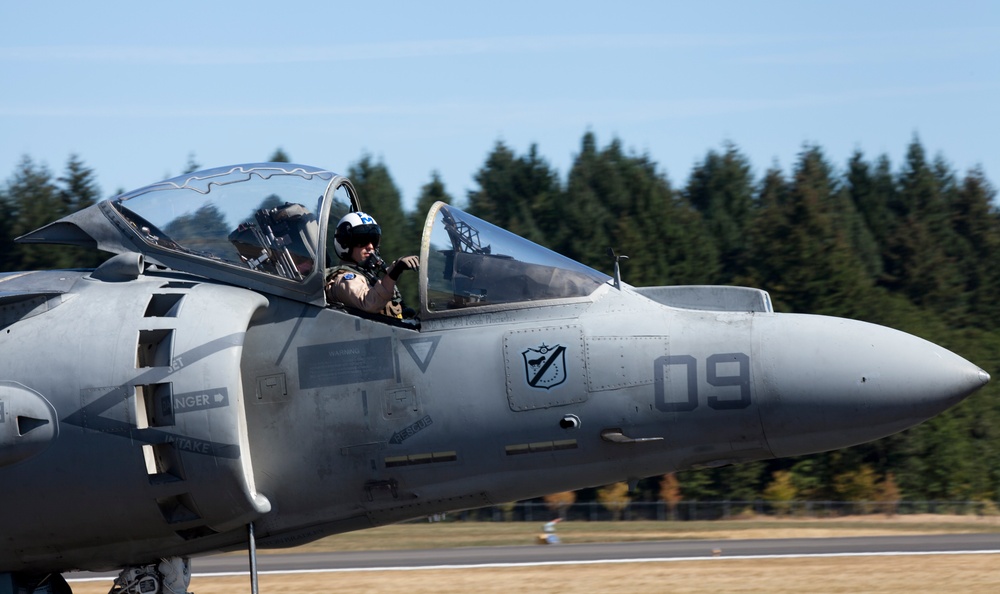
[{"left": 654, "top": 352, "right": 751, "bottom": 412}]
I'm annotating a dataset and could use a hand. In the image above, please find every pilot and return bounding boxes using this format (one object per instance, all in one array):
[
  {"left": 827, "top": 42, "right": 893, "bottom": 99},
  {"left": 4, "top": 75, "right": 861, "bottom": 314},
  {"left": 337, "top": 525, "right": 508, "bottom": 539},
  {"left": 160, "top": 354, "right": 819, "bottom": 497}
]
[{"left": 325, "top": 211, "right": 419, "bottom": 318}]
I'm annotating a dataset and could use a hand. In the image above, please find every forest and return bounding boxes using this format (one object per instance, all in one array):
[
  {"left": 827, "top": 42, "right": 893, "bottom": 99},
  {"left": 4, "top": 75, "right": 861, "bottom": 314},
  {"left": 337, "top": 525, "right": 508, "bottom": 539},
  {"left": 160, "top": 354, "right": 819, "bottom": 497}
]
[{"left": 2, "top": 132, "right": 998, "bottom": 506}]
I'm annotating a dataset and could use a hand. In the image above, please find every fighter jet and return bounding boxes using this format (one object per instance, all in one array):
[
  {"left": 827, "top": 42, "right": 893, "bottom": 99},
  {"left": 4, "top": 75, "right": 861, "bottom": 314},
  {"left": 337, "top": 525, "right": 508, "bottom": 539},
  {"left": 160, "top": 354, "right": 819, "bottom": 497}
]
[{"left": 0, "top": 163, "right": 989, "bottom": 593}]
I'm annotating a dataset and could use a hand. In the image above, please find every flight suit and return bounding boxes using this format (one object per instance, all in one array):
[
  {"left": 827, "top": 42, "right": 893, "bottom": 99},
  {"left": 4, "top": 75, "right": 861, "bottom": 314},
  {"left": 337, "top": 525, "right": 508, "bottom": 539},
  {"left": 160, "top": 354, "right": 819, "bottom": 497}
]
[{"left": 325, "top": 262, "right": 403, "bottom": 318}]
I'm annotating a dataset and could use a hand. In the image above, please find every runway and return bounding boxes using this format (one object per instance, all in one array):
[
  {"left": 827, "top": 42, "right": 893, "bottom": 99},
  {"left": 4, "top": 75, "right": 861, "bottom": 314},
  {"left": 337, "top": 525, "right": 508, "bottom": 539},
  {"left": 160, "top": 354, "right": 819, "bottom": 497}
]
[{"left": 66, "top": 533, "right": 1000, "bottom": 580}]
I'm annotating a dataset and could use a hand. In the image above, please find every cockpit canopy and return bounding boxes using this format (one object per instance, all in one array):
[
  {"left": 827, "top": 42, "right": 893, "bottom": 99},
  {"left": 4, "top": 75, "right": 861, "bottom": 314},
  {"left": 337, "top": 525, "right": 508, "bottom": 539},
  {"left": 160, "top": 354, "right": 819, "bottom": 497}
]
[
  {"left": 421, "top": 203, "right": 610, "bottom": 313},
  {"left": 19, "top": 164, "right": 355, "bottom": 306},
  {"left": 106, "top": 164, "right": 351, "bottom": 287},
  {"left": 17, "top": 163, "right": 611, "bottom": 314}
]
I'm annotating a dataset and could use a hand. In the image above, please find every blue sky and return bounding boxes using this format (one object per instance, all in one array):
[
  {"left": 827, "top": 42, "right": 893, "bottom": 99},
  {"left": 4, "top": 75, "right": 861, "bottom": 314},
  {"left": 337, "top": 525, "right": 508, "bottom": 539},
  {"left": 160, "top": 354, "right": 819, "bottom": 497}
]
[{"left": 2, "top": 1, "right": 998, "bottom": 212}]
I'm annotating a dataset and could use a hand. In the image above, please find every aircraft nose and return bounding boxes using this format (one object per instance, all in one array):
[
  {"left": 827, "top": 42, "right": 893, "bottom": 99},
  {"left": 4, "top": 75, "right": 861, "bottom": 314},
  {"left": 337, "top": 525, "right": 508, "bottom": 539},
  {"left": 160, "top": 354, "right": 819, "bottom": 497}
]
[{"left": 755, "top": 314, "right": 990, "bottom": 458}]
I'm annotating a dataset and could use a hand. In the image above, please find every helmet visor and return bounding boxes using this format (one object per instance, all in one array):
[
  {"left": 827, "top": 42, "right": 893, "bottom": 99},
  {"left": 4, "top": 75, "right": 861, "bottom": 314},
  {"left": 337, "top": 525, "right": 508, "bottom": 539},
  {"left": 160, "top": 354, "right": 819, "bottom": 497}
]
[{"left": 347, "top": 223, "right": 381, "bottom": 248}]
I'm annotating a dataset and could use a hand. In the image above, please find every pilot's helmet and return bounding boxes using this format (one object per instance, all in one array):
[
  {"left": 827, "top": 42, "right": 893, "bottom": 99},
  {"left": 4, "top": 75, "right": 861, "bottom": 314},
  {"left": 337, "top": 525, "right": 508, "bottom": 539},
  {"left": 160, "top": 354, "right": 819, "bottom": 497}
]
[{"left": 333, "top": 211, "right": 381, "bottom": 260}]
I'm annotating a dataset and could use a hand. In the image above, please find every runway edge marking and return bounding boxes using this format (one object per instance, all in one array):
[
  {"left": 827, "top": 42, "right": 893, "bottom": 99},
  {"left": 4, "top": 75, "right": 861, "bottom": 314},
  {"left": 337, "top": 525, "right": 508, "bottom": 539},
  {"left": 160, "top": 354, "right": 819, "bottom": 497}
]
[{"left": 63, "top": 549, "right": 1000, "bottom": 582}]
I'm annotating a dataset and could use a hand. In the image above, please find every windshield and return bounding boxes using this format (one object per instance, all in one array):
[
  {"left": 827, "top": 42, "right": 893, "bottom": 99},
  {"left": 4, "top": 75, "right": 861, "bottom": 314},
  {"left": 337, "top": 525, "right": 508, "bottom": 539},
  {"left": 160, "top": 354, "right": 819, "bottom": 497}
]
[
  {"left": 422, "top": 204, "right": 610, "bottom": 312},
  {"left": 109, "top": 164, "right": 343, "bottom": 282}
]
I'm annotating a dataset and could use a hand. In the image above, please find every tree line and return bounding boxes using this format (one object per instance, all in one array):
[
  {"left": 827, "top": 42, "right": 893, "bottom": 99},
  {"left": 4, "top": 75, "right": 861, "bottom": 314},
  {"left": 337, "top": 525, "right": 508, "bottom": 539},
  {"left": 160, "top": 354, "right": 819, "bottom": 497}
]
[{"left": 2, "top": 133, "right": 998, "bottom": 506}]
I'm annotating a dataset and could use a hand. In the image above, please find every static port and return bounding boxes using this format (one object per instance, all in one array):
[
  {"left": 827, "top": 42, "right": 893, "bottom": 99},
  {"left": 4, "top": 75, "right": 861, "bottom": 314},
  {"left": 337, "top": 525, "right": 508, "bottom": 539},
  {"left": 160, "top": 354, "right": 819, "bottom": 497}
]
[{"left": 559, "top": 414, "right": 581, "bottom": 429}]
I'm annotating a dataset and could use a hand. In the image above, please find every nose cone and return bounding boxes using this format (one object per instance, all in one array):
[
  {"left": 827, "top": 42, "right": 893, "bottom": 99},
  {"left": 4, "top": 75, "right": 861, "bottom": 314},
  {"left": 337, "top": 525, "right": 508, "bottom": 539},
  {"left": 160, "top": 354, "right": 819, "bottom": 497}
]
[{"left": 755, "top": 313, "right": 989, "bottom": 457}]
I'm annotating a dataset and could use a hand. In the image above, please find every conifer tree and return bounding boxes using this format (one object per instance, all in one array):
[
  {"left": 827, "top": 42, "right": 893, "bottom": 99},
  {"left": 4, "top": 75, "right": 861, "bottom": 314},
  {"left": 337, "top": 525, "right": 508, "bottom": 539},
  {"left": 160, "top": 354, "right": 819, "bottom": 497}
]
[
  {"left": 845, "top": 151, "right": 891, "bottom": 281},
  {"left": 561, "top": 133, "right": 717, "bottom": 284},
  {"left": 269, "top": 147, "right": 291, "bottom": 163},
  {"left": 950, "top": 168, "right": 1000, "bottom": 329},
  {"left": 57, "top": 154, "right": 105, "bottom": 267},
  {"left": 741, "top": 165, "right": 788, "bottom": 291},
  {"left": 2, "top": 156, "right": 67, "bottom": 270},
  {"left": 347, "top": 155, "right": 408, "bottom": 263},
  {"left": 883, "top": 139, "right": 963, "bottom": 314},
  {"left": 557, "top": 132, "right": 614, "bottom": 268},
  {"left": 746, "top": 147, "right": 872, "bottom": 316},
  {"left": 684, "top": 143, "right": 755, "bottom": 283},
  {"left": 408, "top": 171, "right": 452, "bottom": 250},
  {"left": 183, "top": 152, "right": 201, "bottom": 174},
  {"left": 467, "top": 141, "right": 560, "bottom": 246},
  {"left": 0, "top": 177, "right": 12, "bottom": 271}
]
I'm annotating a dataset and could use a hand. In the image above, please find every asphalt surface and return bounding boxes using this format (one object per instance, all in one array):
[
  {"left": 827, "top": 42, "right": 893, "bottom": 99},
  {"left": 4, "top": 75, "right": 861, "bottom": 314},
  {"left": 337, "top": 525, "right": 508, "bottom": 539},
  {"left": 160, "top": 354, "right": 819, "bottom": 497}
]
[{"left": 65, "top": 533, "right": 1000, "bottom": 580}]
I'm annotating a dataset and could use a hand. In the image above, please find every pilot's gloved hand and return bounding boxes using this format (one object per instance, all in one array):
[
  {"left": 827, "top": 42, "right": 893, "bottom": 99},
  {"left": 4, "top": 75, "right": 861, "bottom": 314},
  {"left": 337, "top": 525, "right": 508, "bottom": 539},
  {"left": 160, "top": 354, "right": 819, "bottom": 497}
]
[{"left": 387, "top": 255, "right": 420, "bottom": 280}]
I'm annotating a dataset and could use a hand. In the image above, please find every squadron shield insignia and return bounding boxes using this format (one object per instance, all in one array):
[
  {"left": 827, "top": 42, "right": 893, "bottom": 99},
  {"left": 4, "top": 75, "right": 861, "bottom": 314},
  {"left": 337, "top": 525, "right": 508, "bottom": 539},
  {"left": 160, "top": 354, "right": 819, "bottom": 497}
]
[{"left": 522, "top": 343, "right": 567, "bottom": 389}]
